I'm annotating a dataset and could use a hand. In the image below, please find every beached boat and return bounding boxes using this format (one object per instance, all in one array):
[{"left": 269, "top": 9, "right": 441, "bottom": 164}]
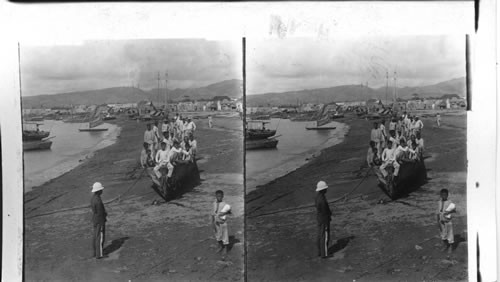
[
  {"left": 375, "top": 159, "right": 427, "bottom": 199},
  {"left": 103, "top": 114, "right": 116, "bottom": 120},
  {"left": 23, "top": 139, "right": 53, "bottom": 151},
  {"left": 22, "top": 123, "right": 50, "bottom": 141},
  {"left": 305, "top": 103, "right": 338, "bottom": 130},
  {"left": 147, "top": 161, "right": 201, "bottom": 202},
  {"left": 246, "top": 120, "right": 277, "bottom": 140},
  {"left": 79, "top": 105, "right": 109, "bottom": 132},
  {"left": 245, "top": 138, "right": 279, "bottom": 150},
  {"left": 305, "top": 125, "right": 337, "bottom": 130}
]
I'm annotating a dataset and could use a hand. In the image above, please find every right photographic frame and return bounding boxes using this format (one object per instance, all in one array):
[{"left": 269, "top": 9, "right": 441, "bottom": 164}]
[{"left": 245, "top": 35, "right": 468, "bottom": 281}]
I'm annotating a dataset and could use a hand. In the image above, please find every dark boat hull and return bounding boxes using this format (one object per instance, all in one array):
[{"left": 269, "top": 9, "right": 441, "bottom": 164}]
[
  {"left": 375, "top": 160, "right": 427, "bottom": 199},
  {"left": 305, "top": 126, "right": 336, "bottom": 130},
  {"left": 23, "top": 140, "right": 52, "bottom": 151},
  {"left": 246, "top": 130, "right": 277, "bottom": 140},
  {"left": 245, "top": 138, "right": 278, "bottom": 150},
  {"left": 147, "top": 161, "right": 201, "bottom": 201},
  {"left": 79, "top": 128, "right": 108, "bottom": 132},
  {"left": 23, "top": 131, "right": 50, "bottom": 141}
]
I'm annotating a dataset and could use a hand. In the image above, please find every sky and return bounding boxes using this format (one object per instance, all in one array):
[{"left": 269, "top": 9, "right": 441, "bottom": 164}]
[
  {"left": 247, "top": 35, "right": 466, "bottom": 95},
  {"left": 20, "top": 39, "right": 242, "bottom": 96}
]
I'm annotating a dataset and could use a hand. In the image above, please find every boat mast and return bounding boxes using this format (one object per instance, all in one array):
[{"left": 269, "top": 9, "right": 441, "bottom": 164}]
[
  {"left": 165, "top": 71, "right": 168, "bottom": 112},
  {"left": 157, "top": 72, "right": 160, "bottom": 105},
  {"left": 385, "top": 71, "right": 388, "bottom": 105},
  {"left": 393, "top": 71, "right": 397, "bottom": 103}
]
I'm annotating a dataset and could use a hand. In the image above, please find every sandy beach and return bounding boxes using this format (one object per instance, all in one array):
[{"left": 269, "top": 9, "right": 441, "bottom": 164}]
[
  {"left": 24, "top": 114, "right": 244, "bottom": 281},
  {"left": 246, "top": 111, "right": 467, "bottom": 281}
]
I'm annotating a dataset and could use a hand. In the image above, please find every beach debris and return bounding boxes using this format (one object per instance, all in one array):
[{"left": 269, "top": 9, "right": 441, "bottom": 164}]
[
  {"left": 195, "top": 256, "right": 202, "bottom": 261},
  {"left": 336, "top": 266, "right": 353, "bottom": 273},
  {"left": 415, "top": 245, "right": 423, "bottom": 251}
]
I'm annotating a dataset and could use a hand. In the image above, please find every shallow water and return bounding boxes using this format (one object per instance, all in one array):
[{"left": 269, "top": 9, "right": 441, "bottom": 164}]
[
  {"left": 23, "top": 120, "right": 120, "bottom": 192},
  {"left": 245, "top": 118, "right": 349, "bottom": 192}
]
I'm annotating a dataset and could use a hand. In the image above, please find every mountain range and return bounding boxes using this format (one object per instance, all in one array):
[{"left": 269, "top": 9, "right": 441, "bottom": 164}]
[
  {"left": 21, "top": 77, "right": 465, "bottom": 108},
  {"left": 21, "top": 79, "right": 243, "bottom": 108},
  {"left": 246, "top": 77, "right": 466, "bottom": 107}
]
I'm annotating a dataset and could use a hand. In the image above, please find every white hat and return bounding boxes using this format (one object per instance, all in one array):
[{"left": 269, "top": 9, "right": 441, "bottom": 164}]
[
  {"left": 316, "top": 181, "right": 328, "bottom": 192},
  {"left": 91, "top": 182, "right": 104, "bottom": 193}
]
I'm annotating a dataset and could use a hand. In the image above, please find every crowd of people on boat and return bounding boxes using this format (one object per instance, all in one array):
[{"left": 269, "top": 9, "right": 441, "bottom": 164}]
[
  {"left": 367, "top": 111, "right": 425, "bottom": 180},
  {"left": 140, "top": 113, "right": 198, "bottom": 181}
]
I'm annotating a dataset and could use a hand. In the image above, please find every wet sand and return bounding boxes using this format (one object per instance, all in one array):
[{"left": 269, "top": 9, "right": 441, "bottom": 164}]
[
  {"left": 24, "top": 114, "right": 244, "bottom": 281},
  {"left": 246, "top": 111, "right": 467, "bottom": 281}
]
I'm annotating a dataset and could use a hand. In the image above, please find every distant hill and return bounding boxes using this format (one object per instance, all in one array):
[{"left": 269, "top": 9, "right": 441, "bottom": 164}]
[
  {"left": 22, "top": 79, "right": 243, "bottom": 108},
  {"left": 246, "top": 77, "right": 466, "bottom": 106}
]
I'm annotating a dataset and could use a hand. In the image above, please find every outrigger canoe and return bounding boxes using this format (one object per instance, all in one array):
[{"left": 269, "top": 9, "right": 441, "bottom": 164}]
[
  {"left": 375, "top": 158, "right": 427, "bottom": 200},
  {"left": 147, "top": 161, "right": 201, "bottom": 202}
]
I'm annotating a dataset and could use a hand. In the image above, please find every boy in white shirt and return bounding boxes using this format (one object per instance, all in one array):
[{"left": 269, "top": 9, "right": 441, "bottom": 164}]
[
  {"left": 211, "top": 190, "right": 231, "bottom": 254},
  {"left": 437, "top": 189, "right": 456, "bottom": 253}
]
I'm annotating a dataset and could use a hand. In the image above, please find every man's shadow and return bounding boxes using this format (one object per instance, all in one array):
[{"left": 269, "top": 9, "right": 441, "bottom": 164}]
[
  {"left": 226, "top": 236, "right": 240, "bottom": 252},
  {"left": 328, "top": 235, "right": 355, "bottom": 255},
  {"left": 103, "top": 237, "right": 130, "bottom": 256}
]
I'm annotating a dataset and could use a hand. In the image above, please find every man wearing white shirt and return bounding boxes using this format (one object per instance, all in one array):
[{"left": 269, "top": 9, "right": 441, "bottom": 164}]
[
  {"left": 166, "top": 140, "right": 188, "bottom": 179},
  {"left": 161, "top": 119, "right": 169, "bottom": 136},
  {"left": 143, "top": 124, "right": 156, "bottom": 156},
  {"left": 413, "top": 117, "right": 424, "bottom": 135},
  {"left": 416, "top": 132, "right": 425, "bottom": 156},
  {"left": 153, "top": 142, "right": 170, "bottom": 178},
  {"left": 370, "top": 122, "right": 382, "bottom": 153},
  {"left": 185, "top": 117, "right": 197, "bottom": 137},
  {"left": 152, "top": 121, "right": 161, "bottom": 151},
  {"left": 189, "top": 134, "right": 198, "bottom": 160}
]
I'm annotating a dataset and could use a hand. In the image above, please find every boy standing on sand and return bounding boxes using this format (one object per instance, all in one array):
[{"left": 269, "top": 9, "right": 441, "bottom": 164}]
[
  {"left": 91, "top": 182, "right": 107, "bottom": 259},
  {"left": 436, "top": 113, "right": 441, "bottom": 127},
  {"left": 437, "top": 189, "right": 456, "bottom": 254},
  {"left": 211, "top": 190, "right": 231, "bottom": 254}
]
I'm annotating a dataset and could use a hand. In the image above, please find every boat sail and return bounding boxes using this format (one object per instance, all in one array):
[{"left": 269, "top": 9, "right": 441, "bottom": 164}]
[{"left": 79, "top": 105, "right": 109, "bottom": 132}]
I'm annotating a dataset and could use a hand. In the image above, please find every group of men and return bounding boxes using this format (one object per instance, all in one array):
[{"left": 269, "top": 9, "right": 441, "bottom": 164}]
[
  {"left": 368, "top": 112, "right": 425, "bottom": 180},
  {"left": 141, "top": 114, "right": 198, "bottom": 181}
]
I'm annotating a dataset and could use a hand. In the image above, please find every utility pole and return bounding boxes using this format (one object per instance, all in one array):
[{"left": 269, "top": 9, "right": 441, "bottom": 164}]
[{"left": 393, "top": 71, "right": 397, "bottom": 103}]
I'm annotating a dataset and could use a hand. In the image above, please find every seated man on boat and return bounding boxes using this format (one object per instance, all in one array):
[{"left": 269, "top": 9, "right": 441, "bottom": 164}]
[
  {"left": 380, "top": 140, "right": 399, "bottom": 178},
  {"left": 408, "top": 141, "right": 422, "bottom": 161},
  {"left": 140, "top": 142, "right": 155, "bottom": 168},
  {"left": 153, "top": 142, "right": 170, "bottom": 179},
  {"left": 366, "top": 141, "right": 382, "bottom": 167},
  {"left": 166, "top": 140, "right": 190, "bottom": 180}
]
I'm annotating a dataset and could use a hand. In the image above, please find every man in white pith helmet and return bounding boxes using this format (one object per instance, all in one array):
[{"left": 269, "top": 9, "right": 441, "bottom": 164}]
[
  {"left": 315, "top": 180, "right": 332, "bottom": 258},
  {"left": 91, "top": 182, "right": 107, "bottom": 259}
]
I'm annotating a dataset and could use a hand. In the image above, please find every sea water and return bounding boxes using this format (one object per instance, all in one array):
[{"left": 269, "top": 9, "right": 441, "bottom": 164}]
[
  {"left": 23, "top": 120, "right": 121, "bottom": 192},
  {"left": 245, "top": 118, "right": 349, "bottom": 193}
]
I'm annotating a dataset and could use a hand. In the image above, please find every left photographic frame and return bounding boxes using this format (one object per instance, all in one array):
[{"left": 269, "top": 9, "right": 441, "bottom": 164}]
[{"left": 20, "top": 38, "right": 245, "bottom": 281}]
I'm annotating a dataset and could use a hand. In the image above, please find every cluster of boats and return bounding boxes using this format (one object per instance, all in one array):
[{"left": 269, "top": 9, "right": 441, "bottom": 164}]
[{"left": 245, "top": 120, "right": 279, "bottom": 150}]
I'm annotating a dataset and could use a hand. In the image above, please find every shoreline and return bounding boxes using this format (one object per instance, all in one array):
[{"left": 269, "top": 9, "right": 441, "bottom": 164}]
[
  {"left": 24, "top": 123, "right": 122, "bottom": 193},
  {"left": 246, "top": 121, "right": 350, "bottom": 193}
]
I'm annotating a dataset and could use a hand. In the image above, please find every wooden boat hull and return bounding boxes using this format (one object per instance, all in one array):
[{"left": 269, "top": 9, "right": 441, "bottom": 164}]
[
  {"left": 246, "top": 130, "right": 277, "bottom": 140},
  {"left": 147, "top": 161, "right": 201, "bottom": 202},
  {"left": 245, "top": 138, "right": 279, "bottom": 150},
  {"left": 305, "top": 126, "right": 336, "bottom": 130},
  {"left": 23, "top": 131, "right": 50, "bottom": 141},
  {"left": 79, "top": 128, "right": 108, "bottom": 132},
  {"left": 23, "top": 140, "right": 52, "bottom": 151},
  {"left": 375, "top": 160, "right": 427, "bottom": 199}
]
